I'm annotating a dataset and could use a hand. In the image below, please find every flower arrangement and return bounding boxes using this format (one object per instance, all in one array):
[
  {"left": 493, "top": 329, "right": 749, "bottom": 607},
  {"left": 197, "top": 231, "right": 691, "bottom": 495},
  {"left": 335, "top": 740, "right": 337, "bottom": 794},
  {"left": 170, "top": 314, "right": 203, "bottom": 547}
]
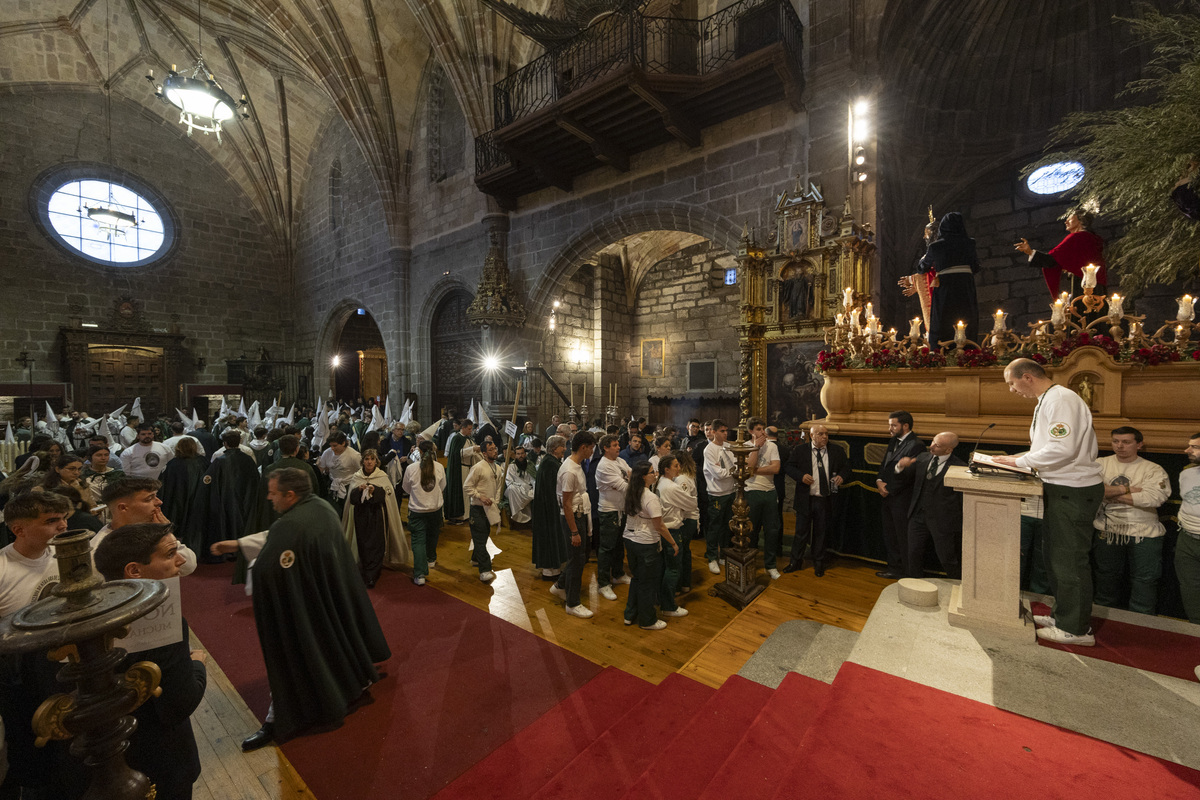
[{"left": 1130, "top": 343, "right": 1181, "bottom": 366}]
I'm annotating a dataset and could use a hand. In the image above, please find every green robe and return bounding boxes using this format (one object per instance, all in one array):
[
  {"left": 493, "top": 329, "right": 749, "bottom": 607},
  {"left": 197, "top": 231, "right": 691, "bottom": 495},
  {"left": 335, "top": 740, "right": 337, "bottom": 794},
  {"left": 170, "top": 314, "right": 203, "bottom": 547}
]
[
  {"left": 252, "top": 494, "right": 390, "bottom": 740},
  {"left": 531, "top": 454, "right": 568, "bottom": 569},
  {"left": 442, "top": 432, "right": 475, "bottom": 519},
  {"left": 244, "top": 457, "right": 320, "bottom": 538}
]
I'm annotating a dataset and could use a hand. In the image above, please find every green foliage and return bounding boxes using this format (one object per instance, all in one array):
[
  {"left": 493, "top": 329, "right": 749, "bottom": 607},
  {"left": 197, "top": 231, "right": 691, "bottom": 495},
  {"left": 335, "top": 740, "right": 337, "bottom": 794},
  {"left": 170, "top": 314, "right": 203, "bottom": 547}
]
[{"left": 1025, "top": 3, "right": 1200, "bottom": 293}]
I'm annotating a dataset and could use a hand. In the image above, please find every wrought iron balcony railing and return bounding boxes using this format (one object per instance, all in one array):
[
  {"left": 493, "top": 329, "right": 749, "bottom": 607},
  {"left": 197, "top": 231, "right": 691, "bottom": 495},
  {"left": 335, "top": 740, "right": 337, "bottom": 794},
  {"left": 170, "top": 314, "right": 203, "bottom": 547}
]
[{"left": 479, "top": 0, "right": 802, "bottom": 166}]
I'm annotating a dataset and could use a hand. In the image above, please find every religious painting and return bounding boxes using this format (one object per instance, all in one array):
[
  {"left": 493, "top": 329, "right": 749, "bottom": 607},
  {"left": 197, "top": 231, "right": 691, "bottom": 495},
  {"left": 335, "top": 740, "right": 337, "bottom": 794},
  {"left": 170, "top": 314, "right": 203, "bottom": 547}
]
[
  {"left": 640, "top": 338, "right": 665, "bottom": 377},
  {"left": 786, "top": 216, "right": 806, "bottom": 252},
  {"left": 766, "top": 340, "right": 826, "bottom": 428}
]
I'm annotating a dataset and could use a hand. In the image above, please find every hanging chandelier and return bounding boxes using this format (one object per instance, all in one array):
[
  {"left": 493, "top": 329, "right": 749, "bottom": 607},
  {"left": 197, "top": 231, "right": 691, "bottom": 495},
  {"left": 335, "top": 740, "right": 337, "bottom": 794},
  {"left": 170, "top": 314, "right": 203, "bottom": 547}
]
[
  {"left": 145, "top": 1, "right": 248, "bottom": 142},
  {"left": 85, "top": 0, "right": 140, "bottom": 240},
  {"left": 85, "top": 200, "right": 138, "bottom": 239}
]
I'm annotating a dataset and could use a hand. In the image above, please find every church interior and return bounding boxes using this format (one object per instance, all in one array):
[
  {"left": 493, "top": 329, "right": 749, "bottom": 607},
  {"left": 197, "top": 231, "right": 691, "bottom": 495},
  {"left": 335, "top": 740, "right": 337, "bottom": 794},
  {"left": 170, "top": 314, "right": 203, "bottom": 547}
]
[{"left": 2, "top": 0, "right": 1200, "bottom": 797}]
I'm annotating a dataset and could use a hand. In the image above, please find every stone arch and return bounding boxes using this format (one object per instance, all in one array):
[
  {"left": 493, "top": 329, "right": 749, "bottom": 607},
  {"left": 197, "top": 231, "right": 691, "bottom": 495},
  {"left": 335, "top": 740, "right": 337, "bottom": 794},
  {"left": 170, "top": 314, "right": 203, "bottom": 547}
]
[
  {"left": 314, "top": 299, "right": 389, "bottom": 399},
  {"left": 411, "top": 275, "right": 478, "bottom": 417},
  {"left": 529, "top": 202, "right": 743, "bottom": 321}
]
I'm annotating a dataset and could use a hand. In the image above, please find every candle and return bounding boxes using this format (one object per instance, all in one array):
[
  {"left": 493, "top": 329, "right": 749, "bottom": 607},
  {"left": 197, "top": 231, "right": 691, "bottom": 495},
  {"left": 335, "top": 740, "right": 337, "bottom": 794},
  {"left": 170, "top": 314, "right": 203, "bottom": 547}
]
[
  {"left": 1051, "top": 300, "right": 1065, "bottom": 326},
  {"left": 1082, "top": 264, "right": 1099, "bottom": 290},
  {"left": 993, "top": 310, "right": 1007, "bottom": 333},
  {"left": 867, "top": 315, "right": 878, "bottom": 336},
  {"left": 954, "top": 320, "right": 967, "bottom": 346},
  {"left": 1108, "top": 293, "right": 1124, "bottom": 319},
  {"left": 1128, "top": 321, "right": 1141, "bottom": 340},
  {"left": 865, "top": 302, "right": 874, "bottom": 320},
  {"left": 583, "top": 379, "right": 587, "bottom": 406},
  {"left": 843, "top": 287, "right": 854, "bottom": 310},
  {"left": 835, "top": 313, "right": 845, "bottom": 327},
  {"left": 850, "top": 309, "right": 861, "bottom": 332},
  {"left": 570, "top": 382, "right": 574, "bottom": 406},
  {"left": 1179, "top": 294, "right": 1195, "bottom": 321},
  {"left": 909, "top": 317, "right": 921, "bottom": 339}
]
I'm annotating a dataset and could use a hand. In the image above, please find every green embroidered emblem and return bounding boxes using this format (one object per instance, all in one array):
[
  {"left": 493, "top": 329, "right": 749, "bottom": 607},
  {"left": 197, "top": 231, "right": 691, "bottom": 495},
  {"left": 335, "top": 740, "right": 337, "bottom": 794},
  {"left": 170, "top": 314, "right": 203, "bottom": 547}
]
[{"left": 1049, "top": 422, "right": 1069, "bottom": 439}]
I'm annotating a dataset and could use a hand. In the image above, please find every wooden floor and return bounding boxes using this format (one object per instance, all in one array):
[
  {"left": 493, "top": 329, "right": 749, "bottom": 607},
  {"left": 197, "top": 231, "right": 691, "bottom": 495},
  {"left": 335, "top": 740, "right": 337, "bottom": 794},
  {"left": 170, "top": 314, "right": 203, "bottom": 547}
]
[{"left": 187, "top": 510, "right": 892, "bottom": 799}]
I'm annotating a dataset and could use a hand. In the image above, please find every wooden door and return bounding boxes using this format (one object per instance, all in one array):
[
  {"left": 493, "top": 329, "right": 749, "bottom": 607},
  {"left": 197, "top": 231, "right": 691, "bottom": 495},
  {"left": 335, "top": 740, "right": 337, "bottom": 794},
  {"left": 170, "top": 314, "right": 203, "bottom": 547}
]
[
  {"left": 87, "top": 346, "right": 164, "bottom": 419},
  {"left": 430, "top": 292, "right": 481, "bottom": 418}
]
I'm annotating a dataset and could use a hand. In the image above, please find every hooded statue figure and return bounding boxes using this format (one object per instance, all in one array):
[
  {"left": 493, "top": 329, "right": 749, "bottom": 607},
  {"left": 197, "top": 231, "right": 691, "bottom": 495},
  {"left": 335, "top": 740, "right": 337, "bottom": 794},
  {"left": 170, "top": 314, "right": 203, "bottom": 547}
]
[{"left": 917, "top": 211, "right": 980, "bottom": 352}]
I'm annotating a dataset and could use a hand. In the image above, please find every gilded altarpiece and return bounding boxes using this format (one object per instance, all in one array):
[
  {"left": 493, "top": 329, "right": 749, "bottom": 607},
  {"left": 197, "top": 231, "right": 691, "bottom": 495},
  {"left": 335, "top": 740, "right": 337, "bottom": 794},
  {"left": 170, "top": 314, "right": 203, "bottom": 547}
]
[{"left": 736, "top": 184, "right": 875, "bottom": 426}]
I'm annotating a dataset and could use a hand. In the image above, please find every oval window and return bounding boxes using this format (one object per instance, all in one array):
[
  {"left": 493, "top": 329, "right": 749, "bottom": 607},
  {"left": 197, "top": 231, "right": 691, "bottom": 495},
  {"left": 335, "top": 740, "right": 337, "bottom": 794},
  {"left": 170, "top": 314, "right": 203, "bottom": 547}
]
[
  {"left": 33, "top": 166, "right": 176, "bottom": 268},
  {"left": 1026, "top": 161, "right": 1085, "bottom": 196}
]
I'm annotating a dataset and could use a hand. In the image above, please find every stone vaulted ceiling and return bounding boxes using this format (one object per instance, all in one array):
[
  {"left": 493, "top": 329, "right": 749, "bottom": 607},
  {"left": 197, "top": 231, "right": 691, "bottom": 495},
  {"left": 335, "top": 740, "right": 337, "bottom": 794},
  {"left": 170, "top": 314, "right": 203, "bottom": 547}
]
[{"left": 0, "top": 0, "right": 541, "bottom": 254}]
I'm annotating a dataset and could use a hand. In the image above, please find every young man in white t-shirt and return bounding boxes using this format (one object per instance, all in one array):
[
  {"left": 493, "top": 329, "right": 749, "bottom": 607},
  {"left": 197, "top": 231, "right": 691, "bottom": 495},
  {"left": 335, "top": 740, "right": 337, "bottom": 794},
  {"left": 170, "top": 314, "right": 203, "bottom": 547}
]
[
  {"left": 0, "top": 492, "right": 71, "bottom": 618},
  {"left": 551, "top": 431, "right": 596, "bottom": 618},
  {"left": 745, "top": 417, "right": 782, "bottom": 579}
]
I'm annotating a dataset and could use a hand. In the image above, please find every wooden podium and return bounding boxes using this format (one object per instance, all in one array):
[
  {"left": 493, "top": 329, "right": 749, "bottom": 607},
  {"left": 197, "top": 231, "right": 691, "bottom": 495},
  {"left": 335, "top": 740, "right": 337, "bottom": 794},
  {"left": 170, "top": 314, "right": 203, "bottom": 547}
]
[{"left": 943, "top": 466, "right": 1042, "bottom": 633}]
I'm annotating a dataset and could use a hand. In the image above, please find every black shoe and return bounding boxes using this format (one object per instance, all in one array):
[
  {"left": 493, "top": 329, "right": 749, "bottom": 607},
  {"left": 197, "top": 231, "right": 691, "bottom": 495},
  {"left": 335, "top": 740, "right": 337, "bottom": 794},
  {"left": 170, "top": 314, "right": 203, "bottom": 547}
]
[
  {"left": 814, "top": 566, "right": 826, "bottom": 577},
  {"left": 875, "top": 570, "right": 902, "bottom": 579},
  {"left": 782, "top": 562, "right": 801, "bottom": 574},
  {"left": 242, "top": 723, "right": 275, "bottom": 752}
]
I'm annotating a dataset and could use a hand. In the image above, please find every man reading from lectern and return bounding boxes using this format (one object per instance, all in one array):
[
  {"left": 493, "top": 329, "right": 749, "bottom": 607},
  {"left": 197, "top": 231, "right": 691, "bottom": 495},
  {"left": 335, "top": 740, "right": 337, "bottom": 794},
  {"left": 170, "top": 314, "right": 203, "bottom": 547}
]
[{"left": 994, "top": 358, "right": 1103, "bottom": 646}]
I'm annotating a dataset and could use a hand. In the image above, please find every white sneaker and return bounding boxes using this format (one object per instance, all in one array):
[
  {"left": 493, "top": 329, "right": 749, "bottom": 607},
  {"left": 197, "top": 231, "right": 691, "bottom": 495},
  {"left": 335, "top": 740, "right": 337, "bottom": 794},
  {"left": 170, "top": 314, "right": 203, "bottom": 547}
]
[
  {"left": 599, "top": 585, "right": 618, "bottom": 601},
  {"left": 479, "top": 571, "right": 496, "bottom": 583},
  {"left": 611, "top": 575, "right": 632, "bottom": 585},
  {"left": 708, "top": 561, "right": 720, "bottom": 574},
  {"left": 662, "top": 607, "right": 689, "bottom": 618},
  {"left": 566, "top": 604, "right": 594, "bottom": 619},
  {"left": 427, "top": 560, "right": 437, "bottom": 569},
  {"left": 624, "top": 617, "right": 634, "bottom": 626},
  {"left": 767, "top": 568, "right": 781, "bottom": 580},
  {"left": 412, "top": 576, "right": 426, "bottom": 586},
  {"left": 640, "top": 620, "right": 668, "bottom": 631},
  {"left": 718, "top": 557, "right": 726, "bottom": 565},
  {"left": 1035, "top": 626, "right": 1095, "bottom": 646},
  {"left": 1033, "top": 614, "right": 1056, "bottom": 628},
  {"left": 549, "top": 585, "right": 567, "bottom": 601}
]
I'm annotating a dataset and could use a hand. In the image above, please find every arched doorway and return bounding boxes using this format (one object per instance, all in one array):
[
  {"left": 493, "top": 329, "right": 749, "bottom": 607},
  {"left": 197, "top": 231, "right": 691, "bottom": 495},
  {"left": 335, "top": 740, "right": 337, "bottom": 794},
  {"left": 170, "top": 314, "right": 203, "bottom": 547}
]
[
  {"left": 333, "top": 309, "right": 387, "bottom": 404},
  {"left": 430, "top": 290, "right": 481, "bottom": 417}
]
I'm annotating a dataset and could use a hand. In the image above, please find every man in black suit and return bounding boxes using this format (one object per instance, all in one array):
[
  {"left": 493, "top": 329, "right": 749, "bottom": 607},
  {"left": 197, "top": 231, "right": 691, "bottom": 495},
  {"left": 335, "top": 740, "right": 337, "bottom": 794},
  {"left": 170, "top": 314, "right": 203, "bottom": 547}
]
[
  {"left": 894, "top": 431, "right": 965, "bottom": 579},
  {"left": 875, "top": 410, "right": 926, "bottom": 579},
  {"left": 783, "top": 424, "right": 850, "bottom": 577}
]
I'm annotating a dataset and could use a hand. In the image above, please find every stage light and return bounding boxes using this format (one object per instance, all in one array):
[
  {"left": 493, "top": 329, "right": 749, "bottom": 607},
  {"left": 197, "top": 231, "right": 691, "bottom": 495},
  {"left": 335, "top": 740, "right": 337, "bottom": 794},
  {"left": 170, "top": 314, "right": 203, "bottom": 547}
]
[
  {"left": 857, "top": 172, "right": 868, "bottom": 183},
  {"left": 854, "top": 98, "right": 869, "bottom": 115},
  {"left": 854, "top": 146, "right": 866, "bottom": 166},
  {"left": 331, "top": 355, "right": 341, "bottom": 368},
  {"left": 483, "top": 355, "right": 500, "bottom": 371}
]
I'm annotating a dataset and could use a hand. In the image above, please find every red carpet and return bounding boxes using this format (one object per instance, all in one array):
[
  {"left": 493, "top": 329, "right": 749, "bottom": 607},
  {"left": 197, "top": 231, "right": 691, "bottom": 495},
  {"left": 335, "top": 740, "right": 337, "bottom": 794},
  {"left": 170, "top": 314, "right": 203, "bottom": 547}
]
[
  {"left": 781, "top": 662, "right": 1200, "bottom": 799},
  {"left": 181, "top": 563, "right": 603, "bottom": 800},
  {"left": 1031, "top": 601, "right": 1200, "bottom": 682}
]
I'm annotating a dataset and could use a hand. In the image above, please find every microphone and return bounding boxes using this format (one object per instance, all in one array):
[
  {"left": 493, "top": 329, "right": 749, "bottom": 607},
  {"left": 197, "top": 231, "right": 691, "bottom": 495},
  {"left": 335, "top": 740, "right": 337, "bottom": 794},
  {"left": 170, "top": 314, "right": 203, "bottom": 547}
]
[{"left": 968, "top": 422, "right": 996, "bottom": 472}]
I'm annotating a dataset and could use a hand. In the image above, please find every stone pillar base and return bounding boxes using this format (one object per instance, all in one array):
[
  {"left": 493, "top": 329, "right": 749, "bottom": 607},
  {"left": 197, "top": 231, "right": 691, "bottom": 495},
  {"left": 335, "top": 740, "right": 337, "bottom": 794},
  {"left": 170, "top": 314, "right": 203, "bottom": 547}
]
[{"left": 711, "top": 546, "right": 765, "bottom": 610}]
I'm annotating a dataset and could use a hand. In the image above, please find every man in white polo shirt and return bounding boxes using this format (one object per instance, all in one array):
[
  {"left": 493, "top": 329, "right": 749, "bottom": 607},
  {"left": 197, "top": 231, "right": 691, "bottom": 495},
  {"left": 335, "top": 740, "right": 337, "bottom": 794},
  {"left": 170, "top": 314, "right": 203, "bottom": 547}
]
[
  {"left": 702, "top": 419, "right": 737, "bottom": 574},
  {"left": 0, "top": 493, "right": 71, "bottom": 618}
]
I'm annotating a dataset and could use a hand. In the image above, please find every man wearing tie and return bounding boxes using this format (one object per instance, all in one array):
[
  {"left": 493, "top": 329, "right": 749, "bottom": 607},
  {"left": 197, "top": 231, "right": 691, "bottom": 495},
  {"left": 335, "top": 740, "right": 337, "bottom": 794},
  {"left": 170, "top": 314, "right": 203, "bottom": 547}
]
[
  {"left": 894, "top": 432, "right": 965, "bottom": 579},
  {"left": 783, "top": 424, "right": 851, "bottom": 577},
  {"left": 875, "top": 411, "right": 926, "bottom": 579}
]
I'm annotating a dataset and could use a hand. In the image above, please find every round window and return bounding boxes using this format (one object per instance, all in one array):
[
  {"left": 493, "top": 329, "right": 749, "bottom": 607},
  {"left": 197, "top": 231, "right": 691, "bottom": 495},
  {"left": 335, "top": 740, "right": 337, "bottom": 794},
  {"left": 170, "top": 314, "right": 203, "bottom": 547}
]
[
  {"left": 1025, "top": 161, "right": 1085, "bottom": 196},
  {"left": 32, "top": 165, "right": 176, "bottom": 268}
]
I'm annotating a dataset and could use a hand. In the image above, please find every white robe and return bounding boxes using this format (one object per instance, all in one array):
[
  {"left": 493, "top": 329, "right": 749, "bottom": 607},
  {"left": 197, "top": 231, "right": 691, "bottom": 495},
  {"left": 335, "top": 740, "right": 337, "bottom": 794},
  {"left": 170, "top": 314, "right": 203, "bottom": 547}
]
[{"left": 504, "top": 461, "right": 535, "bottom": 523}]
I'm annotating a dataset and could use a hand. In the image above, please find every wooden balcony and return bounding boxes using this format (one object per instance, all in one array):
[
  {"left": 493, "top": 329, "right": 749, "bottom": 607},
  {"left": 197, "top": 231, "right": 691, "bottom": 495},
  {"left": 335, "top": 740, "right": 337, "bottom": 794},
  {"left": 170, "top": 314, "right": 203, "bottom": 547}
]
[{"left": 475, "top": 0, "right": 804, "bottom": 207}]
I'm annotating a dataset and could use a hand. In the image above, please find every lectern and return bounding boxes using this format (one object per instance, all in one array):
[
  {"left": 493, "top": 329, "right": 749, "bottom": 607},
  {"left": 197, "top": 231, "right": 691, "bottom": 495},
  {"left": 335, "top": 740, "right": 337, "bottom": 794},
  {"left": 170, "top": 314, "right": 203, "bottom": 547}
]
[{"left": 943, "top": 466, "right": 1041, "bottom": 633}]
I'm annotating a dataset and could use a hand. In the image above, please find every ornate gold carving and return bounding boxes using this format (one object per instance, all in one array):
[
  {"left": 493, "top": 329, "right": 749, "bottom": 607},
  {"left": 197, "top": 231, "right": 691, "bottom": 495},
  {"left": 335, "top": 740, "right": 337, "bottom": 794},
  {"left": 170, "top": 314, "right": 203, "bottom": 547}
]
[
  {"left": 124, "top": 661, "right": 164, "bottom": 708},
  {"left": 33, "top": 693, "right": 76, "bottom": 746},
  {"left": 467, "top": 218, "right": 527, "bottom": 328}
]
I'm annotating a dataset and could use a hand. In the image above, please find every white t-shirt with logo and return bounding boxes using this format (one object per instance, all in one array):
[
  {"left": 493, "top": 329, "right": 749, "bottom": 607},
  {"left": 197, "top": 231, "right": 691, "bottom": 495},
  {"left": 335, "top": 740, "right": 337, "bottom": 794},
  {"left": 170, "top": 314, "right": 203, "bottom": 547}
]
[
  {"left": 119, "top": 441, "right": 173, "bottom": 479},
  {"left": 0, "top": 545, "right": 58, "bottom": 619}
]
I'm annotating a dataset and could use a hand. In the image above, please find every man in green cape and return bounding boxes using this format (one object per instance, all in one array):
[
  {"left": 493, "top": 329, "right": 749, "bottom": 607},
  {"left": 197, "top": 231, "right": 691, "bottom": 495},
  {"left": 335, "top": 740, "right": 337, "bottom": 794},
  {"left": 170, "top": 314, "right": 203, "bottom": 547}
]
[
  {"left": 442, "top": 419, "right": 478, "bottom": 523},
  {"left": 532, "top": 434, "right": 569, "bottom": 579},
  {"left": 245, "top": 434, "right": 319, "bottom": 536},
  {"left": 211, "top": 467, "right": 390, "bottom": 749}
]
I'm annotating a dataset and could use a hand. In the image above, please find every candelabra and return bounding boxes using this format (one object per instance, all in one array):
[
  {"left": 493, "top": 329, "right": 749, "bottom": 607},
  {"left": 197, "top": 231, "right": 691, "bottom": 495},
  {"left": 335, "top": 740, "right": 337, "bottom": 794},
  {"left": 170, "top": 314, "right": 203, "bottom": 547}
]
[
  {"left": 0, "top": 530, "right": 168, "bottom": 799},
  {"left": 711, "top": 427, "right": 766, "bottom": 610}
]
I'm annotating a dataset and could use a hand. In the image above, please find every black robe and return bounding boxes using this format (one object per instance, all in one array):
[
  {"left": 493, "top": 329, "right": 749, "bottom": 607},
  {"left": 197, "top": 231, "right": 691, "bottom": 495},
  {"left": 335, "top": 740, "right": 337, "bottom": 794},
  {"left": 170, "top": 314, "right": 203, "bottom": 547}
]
[
  {"left": 197, "top": 450, "right": 259, "bottom": 554},
  {"left": 531, "top": 454, "right": 568, "bottom": 570},
  {"left": 161, "top": 456, "right": 208, "bottom": 551},
  {"left": 252, "top": 494, "right": 390, "bottom": 740}
]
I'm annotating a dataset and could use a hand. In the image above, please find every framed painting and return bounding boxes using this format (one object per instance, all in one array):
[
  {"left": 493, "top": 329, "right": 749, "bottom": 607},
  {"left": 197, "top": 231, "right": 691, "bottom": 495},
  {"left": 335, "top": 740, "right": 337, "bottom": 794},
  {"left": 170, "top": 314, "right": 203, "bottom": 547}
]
[{"left": 640, "top": 338, "right": 665, "bottom": 377}]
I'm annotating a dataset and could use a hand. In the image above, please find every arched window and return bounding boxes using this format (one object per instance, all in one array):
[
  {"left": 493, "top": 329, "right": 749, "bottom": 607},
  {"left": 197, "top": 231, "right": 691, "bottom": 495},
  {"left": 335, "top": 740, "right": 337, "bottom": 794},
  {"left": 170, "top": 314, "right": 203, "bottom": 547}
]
[{"left": 428, "top": 65, "right": 466, "bottom": 182}]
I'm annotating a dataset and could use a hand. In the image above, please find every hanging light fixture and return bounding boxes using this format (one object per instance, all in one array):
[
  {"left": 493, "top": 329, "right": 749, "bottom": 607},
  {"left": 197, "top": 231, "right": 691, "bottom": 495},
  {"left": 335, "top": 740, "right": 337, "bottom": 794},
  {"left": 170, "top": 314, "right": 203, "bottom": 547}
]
[
  {"left": 145, "top": 0, "right": 248, "bottom": 142},
  {"left": 83, "top": 0, "right": 139, "bottom": 241}
]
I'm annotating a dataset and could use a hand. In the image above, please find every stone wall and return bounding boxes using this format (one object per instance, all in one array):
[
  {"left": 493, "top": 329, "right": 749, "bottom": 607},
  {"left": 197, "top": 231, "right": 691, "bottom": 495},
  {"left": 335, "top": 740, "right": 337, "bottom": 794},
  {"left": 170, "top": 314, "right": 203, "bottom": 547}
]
[
  {"left": 0, "top": 90, "right": 286, "bottom": 392},
  {"left": 631, "top": 240, "right": 740, "bottom": 414}
]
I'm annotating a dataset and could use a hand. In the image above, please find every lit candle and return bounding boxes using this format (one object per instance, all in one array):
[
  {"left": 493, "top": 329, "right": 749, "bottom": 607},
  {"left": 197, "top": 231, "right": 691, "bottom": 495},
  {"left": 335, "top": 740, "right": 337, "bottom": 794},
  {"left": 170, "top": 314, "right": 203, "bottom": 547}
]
[
  {"left": 1082, "top": 264, "right": 1099, "bottom": 290},
  {"left": 867, "top": 315, "right": 879, "bottom": 336},
  {"left": 850, "top": 309, "right": 861, "bottom": 332},
  {"left": 835, "top": 313, "right": 844, "bottom": 327},
  {"left": 1051, "top": 300, "right": 1065, "bottom": 326},
  {"left": 1108, "top": 293, "right": 1124, "bottom": 319},
  {"left": 843, "top": 287, "right": 854, "bottom": 310},
  {"left": 1179, "top": 294, "right": 1195, "bottom": 321},
  {"left": 865, "top": 302, "right": 874, "bottom": 320},
  {"left": 954, "top": 320, "right": 967, "bottom": 346},
  {"left": 992, "top": 309, "right": 1007, "bottom": 333},
  {"left": 1128, "top": 321, "right": 1141, "bottom": 340},
  {"left": 909, "top": 317, "right": 921, "bottom": 339}
]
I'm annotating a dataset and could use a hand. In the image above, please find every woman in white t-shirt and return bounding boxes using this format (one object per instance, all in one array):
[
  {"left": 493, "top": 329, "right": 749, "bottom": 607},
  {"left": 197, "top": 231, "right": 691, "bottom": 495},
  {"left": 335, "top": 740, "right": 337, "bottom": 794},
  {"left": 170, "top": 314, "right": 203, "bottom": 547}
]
[
  {"left": 672, "top": 450, "right": 701, "bottom": 595},
  {"left": 622, "top": 462, "right": 679, "bottom": 630},
  {"left": 656, "top": 454, "right": 698, "bottom": 612}
]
